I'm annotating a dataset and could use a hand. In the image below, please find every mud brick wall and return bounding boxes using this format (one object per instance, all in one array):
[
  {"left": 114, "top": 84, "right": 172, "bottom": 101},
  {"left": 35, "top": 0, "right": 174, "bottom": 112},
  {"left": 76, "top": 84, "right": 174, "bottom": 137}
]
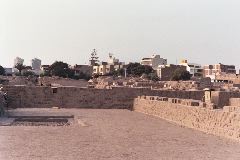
[
  {"left": 211, "top": 91, "right": 240, "bottom": 108},
  {"left": 133, "top": 96, "right": 240, "bottom": 141},
  {"left": 3, "top": 86, "right": 204, "bottom": 109},
  {"left": 229, "top": 98, "right": 240, "bottom": 106}
]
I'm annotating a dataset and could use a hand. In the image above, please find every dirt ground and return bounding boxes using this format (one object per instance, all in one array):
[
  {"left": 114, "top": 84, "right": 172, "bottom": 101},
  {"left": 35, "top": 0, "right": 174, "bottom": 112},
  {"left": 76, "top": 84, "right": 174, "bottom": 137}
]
[{"left": 1, "top": 108, "right": 240, "bottom": 160}]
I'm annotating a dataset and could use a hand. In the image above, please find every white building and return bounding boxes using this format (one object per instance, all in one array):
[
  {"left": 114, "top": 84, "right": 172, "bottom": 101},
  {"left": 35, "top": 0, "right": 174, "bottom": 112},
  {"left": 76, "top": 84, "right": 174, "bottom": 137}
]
[
  {"left": 108, "top": 53, "right": 119, "bottom": 65},
  {"left": 141, "top": 54, "right": 167, "bottom": 70},
  {"left": 31, "top": 58, "right": 41, "bottom": 70},
  {"left": 14, "top": 57, "right": 24, "bottom": 66},
  {"left": 179, "top": 59, "right": 203, "bottom": 77},
  {"left": 93, "top": 53, "right": 126, "bottom": 76}
]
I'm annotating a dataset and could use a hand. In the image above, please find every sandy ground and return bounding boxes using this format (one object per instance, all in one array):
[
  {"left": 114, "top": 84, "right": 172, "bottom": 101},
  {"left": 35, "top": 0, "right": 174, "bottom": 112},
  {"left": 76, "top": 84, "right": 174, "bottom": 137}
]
[{"left": 1, "top": 108, "right": 240, "bottom": 160}]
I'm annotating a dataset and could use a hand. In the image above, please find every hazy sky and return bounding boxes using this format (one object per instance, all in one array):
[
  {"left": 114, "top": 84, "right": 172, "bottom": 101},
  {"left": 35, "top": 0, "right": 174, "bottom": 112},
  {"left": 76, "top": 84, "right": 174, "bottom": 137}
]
[{"left": 0, "top": 0, "right": 240, "bottom": 69}]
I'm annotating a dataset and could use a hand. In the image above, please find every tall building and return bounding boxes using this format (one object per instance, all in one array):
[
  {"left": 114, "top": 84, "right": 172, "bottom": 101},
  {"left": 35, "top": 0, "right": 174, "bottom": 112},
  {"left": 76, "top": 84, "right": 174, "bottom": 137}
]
[
  {"left": 31, "top": 58, "right": 41, "bottom": 70},
  {"left": 14, "top": 57, "right": 24, "bottom": 66},
  {"left": 93, "top": 54, "right": 126, "bottom": 76},
  {"left": 141, "top": 54, "right": 167, "bottom": 70},
  {"left": 72, "top": 64, "right": 93, "bottom": 76},
  {"left": 203, "top": 63, "right": 236, "bottom": 77},
  {"left": 203, "top": 63, "right": 236, "bottom": 82},
  {"left": 179, "top": 59, "right": 203, "bottom": 77}
]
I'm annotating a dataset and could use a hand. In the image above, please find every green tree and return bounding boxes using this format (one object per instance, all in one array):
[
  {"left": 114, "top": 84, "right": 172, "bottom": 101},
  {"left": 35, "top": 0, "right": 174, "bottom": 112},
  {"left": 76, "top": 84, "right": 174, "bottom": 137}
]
[
  {"left": 111, "top": 68, "right": 125, "bottom": 77},
  {"left": 0, "top": 66, "right": 5, "bottom": 75},
  {"left": 126, "top": 63, "right": 153, "bottom": 76},
  {"left": 147, "top": 72, "right": 160, "bottom": 81},
  {"left": 49, "top": 61, "right": 75, "bottom": 78},
  {"left": 22, "top": 71, "right": 35, "bottom": 77},
  {"left": 171, "top": 68, "right": 191, "bottom": 81},
  {"left": 14, "top": 63, "right": 26, "bottom": 75}
]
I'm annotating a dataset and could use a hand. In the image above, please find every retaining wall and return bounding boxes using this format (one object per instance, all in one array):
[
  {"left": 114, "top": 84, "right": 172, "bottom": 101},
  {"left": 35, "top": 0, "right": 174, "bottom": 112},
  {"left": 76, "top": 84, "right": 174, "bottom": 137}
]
[
  {"left": 133, "top": 96, "right": 240, "bottom": 141},
  {"left": 211, "top": 92, "right": 240, "bottom": 108},
  {"left": 3, "top": 86, "right": 204, "bottom": 109}
]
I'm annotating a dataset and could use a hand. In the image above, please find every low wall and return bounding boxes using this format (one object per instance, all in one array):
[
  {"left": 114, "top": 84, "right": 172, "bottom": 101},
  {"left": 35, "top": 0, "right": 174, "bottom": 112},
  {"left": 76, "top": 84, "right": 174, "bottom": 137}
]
[
  {"left": 3, "top": 86, "right": 204, "bottom": 109},
  {"left": 211, "top": 91, "right": 240, "bottom": 108},
  {"left": 133, "top": 96, "right": 240, "bottom": 141},
  {"left": 229, "top": 98, "right": 240, "bottom": 106}
]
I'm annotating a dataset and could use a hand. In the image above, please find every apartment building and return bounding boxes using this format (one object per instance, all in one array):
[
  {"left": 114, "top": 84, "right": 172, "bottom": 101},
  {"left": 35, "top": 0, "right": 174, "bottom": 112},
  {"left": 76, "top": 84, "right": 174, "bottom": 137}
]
[
  {"left": 141, "top": 55, "right": 167, "bottom": 70},
  {"left": 93, "top": 54, "right": 126, "bottom": 75},
  {"left": 179, "top": 59, "right": 203, "bottom": 77},
  {"left": 204, "top": 63, "right": 236, "bottom": 77}
]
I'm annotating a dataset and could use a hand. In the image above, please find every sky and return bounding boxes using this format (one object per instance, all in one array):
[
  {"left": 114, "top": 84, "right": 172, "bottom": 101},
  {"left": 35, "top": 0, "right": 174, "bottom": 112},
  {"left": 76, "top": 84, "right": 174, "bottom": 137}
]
[{"left": 0, "top": 0, "right": 240, "bottom": 70}]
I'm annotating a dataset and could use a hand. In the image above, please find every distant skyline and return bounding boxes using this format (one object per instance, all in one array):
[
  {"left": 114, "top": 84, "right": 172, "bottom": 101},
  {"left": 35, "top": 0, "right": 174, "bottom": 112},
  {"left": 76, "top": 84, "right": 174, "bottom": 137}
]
[{"left": 0, "top": 0, "right": 240, "bottom": 70}]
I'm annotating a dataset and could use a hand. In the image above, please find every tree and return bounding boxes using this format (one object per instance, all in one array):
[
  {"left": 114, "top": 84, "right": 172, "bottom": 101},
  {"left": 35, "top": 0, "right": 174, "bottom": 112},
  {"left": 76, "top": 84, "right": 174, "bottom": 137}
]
[
  {"left": 0, "top": 66, "right": 5, "bottom": 75},
  {"left": 111, "top": 68, "right": 125, "bottom": 77},
  {"left": 15, "top": 63, "right": 26, "bottom": 75},
  {"left": 126, "top": 63, "right": 153, "bottom": 76},
  {"left": 171, "top": 68, "right": 191, "bottom": 81},
  {"left": 147, "top": 72, "right": 160, "bottom": 81},
  {"left": 49, "top": 61, "right": 77, "bottom": 78},
  {"left": 22, "top": 71, "right": 35, "bottom": 77}
]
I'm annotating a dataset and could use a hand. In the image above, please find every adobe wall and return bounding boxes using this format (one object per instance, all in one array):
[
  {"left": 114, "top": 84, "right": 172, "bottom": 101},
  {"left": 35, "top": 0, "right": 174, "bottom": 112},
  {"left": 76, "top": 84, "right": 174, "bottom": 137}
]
[
  {"left": 39, "top": 77, "right": 88, "bottom": 87},
  {"left": 3, "top": 86, "right": 204, "bottom": 109},
  {"left": 133, "top": 96, "right": 240, "bottom": 141},
  {"left": 211, "top": 91, "right": 240, "bottom": 108},
  {"left": 229, "top": 98, "right": 240, "bottom": 106}
]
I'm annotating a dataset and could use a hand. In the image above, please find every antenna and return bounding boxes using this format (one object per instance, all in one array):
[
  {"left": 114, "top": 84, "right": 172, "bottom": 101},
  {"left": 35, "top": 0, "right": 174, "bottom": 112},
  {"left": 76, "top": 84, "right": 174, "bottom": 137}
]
[{"left": 89, "top": 49, "right": 99, "bottom": 66}]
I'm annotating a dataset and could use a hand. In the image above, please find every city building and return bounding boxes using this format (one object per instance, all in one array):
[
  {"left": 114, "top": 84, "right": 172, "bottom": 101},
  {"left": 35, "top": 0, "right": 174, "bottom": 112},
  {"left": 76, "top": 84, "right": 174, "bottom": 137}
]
[
  {"left": 31, "top": 58, "right": 41, "bottom": 70},
  {"left": 108, "top": 53, "right": 120, "bottom": 65},
  {"left": 203, "top": 63, "right": 237, "bottom": 82},
  {"left": 14, "top": 57, "right": 24, "bottom": 66},
  {"left": 141, "top": 54, "right": 167, "bottom": 70},
  {"left": 157, "top": 64, "right": 187, "bottom": 81},
  {"left": 179, "top": 59, "right": 203, "bottom": 77},
  {"left": 93, "top": 62, "right": 112, "bottom": 75},
  {"left": 72, "top": 65, "right": 93, "bottom": 76},
  {"left": 203, "top": 63, "right": 236, "bottom": 77},
  {"left": 93, "top": 54, "right": 126, "bottom": 75}
]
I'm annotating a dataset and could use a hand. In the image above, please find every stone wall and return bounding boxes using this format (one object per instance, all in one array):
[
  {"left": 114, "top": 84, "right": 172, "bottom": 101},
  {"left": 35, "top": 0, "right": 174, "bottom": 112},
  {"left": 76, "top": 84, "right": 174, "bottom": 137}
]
[
  {"left": 133, "top": 96, "right": 240, "bottom": 141},
  {"left": 3, "top": 86, "right": 204, "bottom": 109}
]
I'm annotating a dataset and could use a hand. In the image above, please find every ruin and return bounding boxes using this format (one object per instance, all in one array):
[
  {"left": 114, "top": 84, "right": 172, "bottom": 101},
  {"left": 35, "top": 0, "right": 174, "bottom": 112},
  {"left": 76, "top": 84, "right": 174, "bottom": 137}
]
[
  {"left": 1, "top": 85, "right": 240, "bottom": 141},
  {"left": 1, "top": 84, "right": 240, "bottom": 159}
]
